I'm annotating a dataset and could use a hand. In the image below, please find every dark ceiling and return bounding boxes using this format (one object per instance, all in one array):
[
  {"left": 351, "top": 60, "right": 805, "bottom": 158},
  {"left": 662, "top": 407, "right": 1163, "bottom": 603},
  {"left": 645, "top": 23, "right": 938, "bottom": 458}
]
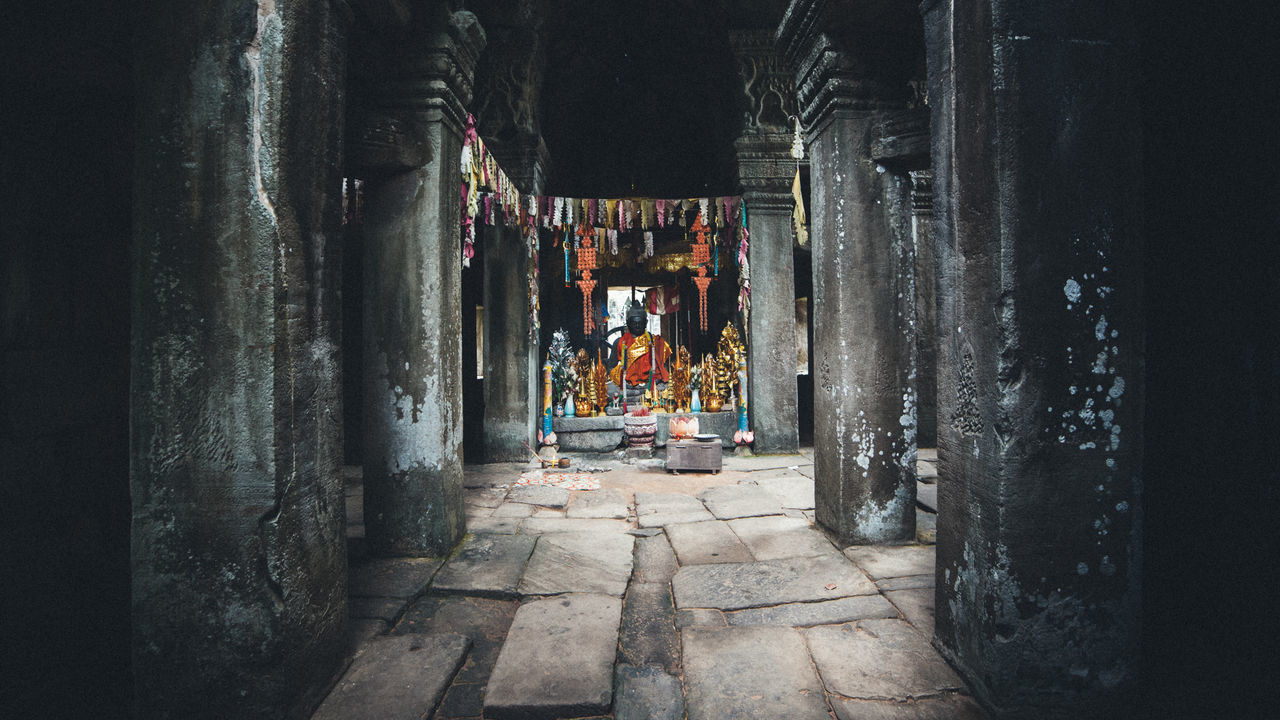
[{"left": 470, "top": 0, "right": 792, "bottom": 198}]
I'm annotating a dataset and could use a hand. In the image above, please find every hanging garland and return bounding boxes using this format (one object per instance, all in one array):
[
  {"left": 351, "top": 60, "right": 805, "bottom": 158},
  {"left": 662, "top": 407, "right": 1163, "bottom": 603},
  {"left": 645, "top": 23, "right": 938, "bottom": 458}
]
[
  {"left": 690, "top": 211, "right": 713, "bottom": 331},
  {"left": 576, "top": 223, "right": 597, "bottom": 333}
]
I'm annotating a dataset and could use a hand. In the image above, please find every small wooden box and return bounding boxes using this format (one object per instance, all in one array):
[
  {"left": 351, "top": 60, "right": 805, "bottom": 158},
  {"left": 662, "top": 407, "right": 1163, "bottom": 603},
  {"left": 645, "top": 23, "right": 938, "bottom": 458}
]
[{"left": 666, "top": 439, "right": 722, "bottom": 473}]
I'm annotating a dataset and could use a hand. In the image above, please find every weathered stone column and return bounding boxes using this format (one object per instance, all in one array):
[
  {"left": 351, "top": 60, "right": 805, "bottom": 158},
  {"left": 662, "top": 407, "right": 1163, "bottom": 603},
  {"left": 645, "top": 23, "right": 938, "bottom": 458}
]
[
  {"left": 730, "top": 30, "right": 801, "bottom": 455},
  {"left": 131, "top": 1, "right": 348, "bottom": 716},
  {"left": 908, "top": 171, "right": 938, "bottom": 447},
  {"left": 925, "top": 0, "right": 1144, "bottom": 715},
  {"left": 473, "top": 22, "right": 549, "bottom": 461},
  {"left": 779, "top": 2, "right": 919, "bottom": 544},
  {"left": 360, "top": 7, "right": 485, "bottom": 555}
]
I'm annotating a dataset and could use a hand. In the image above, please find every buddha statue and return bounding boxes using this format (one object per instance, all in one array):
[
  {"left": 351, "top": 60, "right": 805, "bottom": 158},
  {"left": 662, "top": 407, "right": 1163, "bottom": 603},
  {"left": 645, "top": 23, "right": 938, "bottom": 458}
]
[{"left": 609, "top": 301, "right": 672, "bottom": 394}]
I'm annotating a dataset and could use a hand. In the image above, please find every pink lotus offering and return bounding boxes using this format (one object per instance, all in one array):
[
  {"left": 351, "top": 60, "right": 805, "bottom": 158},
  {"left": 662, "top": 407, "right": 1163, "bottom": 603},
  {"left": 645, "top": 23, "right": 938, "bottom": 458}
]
[{"left": 670, "top": 415, "right": 700, "bottom": 440}]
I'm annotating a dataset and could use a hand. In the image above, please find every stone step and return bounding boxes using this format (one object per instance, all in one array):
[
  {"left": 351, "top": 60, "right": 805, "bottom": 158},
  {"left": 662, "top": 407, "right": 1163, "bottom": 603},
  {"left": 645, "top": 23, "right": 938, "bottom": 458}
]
[
  {"left": 313, "top": 633, "right": 469, "bottom": 720},
  {"left": 483, "top": 593, "right": 623, "bottom": 719}
]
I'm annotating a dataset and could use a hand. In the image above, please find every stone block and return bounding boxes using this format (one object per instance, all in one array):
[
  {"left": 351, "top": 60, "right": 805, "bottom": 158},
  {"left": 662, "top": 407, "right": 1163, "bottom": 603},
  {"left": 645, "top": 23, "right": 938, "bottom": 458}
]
[
  {"left": 349, "top": 596, "right": 405, "bottom": 624},
  {"left": 843, "top": 544, "right": 935, "bottom": 580},
  {"left": 614, "top": 665, "right": 685, "bottom": 720},
  {"left": 728, "top": 516, "right": 839, "bottom": 561},
  {"left": 349, "top": 557, "right": 443, "bottom": 599},
  {"left": 431, "top": 534, "right": 536, "bottom": 598},
  {"left": 619, "top": 583, "right": 681, "bottom": 673},
  {"left": 483, "top": 594, "right": 622, "bottom": 719},
  {"left": 682, "top": 626, "right": 830, "bottom": 720},
  {"left": 313, "top": 633, "right": 470, "bottom": 720},
  {"left": 664, "top": 520, "right": 754, "bottom": 565},
  {"left": 567, "top": 488, "right": 629, "bottom": 519},
  {"left": 697, "top": 484, "right": 785, "bottom": 519},
  {"left": 805, "top": 620, "right": 963, "bottom": 700},
  {"left": 468, "top": 516, "right": 522, "bottom": 534},
  {"left": 518, "top": 531, "right": 635, "bottom": 596},
  {"left": 672, "top": 554, "right": 877, "bottom": 610},
  {"left": 724, "top": 595, "right": 899, "bottom": 627},
  {"left": 915, "top": 508, "right": 937, "bottom": 544}
]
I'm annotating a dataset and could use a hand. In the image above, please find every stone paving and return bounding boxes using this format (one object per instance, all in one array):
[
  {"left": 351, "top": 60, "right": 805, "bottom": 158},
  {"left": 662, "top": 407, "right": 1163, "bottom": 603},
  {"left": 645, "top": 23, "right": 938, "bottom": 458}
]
[{"left": 315, "top": 449, "right": 978, "bottom": 720}]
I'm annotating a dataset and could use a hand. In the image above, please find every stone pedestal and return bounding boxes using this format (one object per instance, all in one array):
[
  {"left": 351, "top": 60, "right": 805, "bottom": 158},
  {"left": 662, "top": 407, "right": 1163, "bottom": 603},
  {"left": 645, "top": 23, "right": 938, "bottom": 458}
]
[
  {"left": 130, "top": 1, "right": 348, "bottom": 716},
  {"left": 360, "top": 8, "right": 485, "bottom": 556},
  {"left": 779, "top": 5, "right": 919, "bottom": 545},
  {"left": 924, "top": 0, "right": 1144, "bottom": 714}
]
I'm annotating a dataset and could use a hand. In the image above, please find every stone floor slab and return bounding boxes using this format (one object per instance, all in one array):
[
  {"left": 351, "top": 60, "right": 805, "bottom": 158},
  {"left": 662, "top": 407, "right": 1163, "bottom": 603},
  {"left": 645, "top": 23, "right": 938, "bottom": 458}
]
[
  {"left": 466, "top": 516, "right": 521, "bottom": 534},
  {"left": 884, "top": 588, "right": 935, "bottom": 637},
  {"left": 518, "top": 531, "right": 635, "bottom": 596},
  {"left": 614, "top": 665, "right": 685, "bottom": 720},
  {"left": 916, "top": 483, "right": 937, "bottom": 512},
  {"left": 916, "top": 509, "right": 937, "bottom": 544},
  {"left": 876, "top": 575, "right": 934, "bottom": 592},
  {"left": 349, "top": 596, "right": 405, "bottom": 623},
  {"left": 437, "top": 682, "right": 485, "bottom": 719},
  {"left": 682, "top": 626, "right": 830, "bottom": 720},
  {"left": 672, "top": 554, "right": 878, "bottom": 610},
  {"left": 832, "top": 695, "right": 987, "bottom": 720},
  {"left": 805, "top": 620, "right": 964, "bottom": 700},
  {"left": 664, "top": 520, "right": 754, "bottom": 565},
  {"left": 491, "top": 502, "right": 535, "bottom": 518},
  {"left": 465, "top": 487, "right": 508, "bottom": 508},
  {"left": 349, "top": 557, "right": 443, "bottom": 599},
  {"left": 507, "top": 484, "right": 570, "bottom": 508},
  {"left": 483, "top": 594, "right": 622, "bottom": 719},
  {"left": 635, "top": 492, "right": 713, "bottom": 527},
  {"left": 728, "top": 516, "right": 838, "bottom": 561},
  {"left": 697, "top": 484, "right": 786, "bottom": 519},
  {"left": 843, "top": 545, "right": 935, "bottom": 580},
  {"left": 519, "top": 517, "right": 632, "bottom": 534},
  {"left": 632, "top": 534, "right": 679, "bottom": 584},
  {"left": 619, "top": 582, "right": 680, "bottom": 673},
  {"left": 431, "top": 534, "right": 536, "bottom": 598},
  {"left": 724, "top": 594, "right": 899, "bottom": 627},
  {"left": 748, "top": 476, "right": 816, "bottom": 509},
  {"left": 566, "top": 488, "right": 630, "bottom": 518},
  {"left": 675, "top": 608, "right": 726, "bottom": 628},
  {"left": 313, "top": 633, "right": 469, "bottom": 720}
]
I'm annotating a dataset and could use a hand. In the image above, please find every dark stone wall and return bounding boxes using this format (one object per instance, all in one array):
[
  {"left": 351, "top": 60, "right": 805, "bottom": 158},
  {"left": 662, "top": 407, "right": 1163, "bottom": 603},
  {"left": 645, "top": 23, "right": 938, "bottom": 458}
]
[
  {"left": 2, "top": 5, "right": 134, "bottom": 716},
  {"left": 1136, "top": 1, "right": 1280, "bottom": 716},
  {"left": 131, "top": 1, "right": 349, "bottom": 717},
  {"left": 929, "top": 0, "right": 1145, "bottom": 715}
]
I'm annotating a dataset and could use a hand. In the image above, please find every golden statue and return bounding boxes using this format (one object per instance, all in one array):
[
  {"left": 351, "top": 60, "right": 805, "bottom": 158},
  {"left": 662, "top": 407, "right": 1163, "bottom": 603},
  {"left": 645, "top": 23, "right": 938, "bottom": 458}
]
[
  {"left": 670, "top": 346, "right": 692, "bottom": 411},
  {"left": 575, "top": 349, "right": 595, "bottom": 416},
  {"left": 715, "top": 322, "right": 744, "bottom": 404}
]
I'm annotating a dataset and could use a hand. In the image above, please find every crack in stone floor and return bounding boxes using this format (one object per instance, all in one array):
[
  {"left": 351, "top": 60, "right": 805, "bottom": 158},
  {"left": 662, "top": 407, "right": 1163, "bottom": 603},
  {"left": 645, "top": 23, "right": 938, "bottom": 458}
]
[{"left": 317, "top": 450, "right": 985, "bottom": 719}]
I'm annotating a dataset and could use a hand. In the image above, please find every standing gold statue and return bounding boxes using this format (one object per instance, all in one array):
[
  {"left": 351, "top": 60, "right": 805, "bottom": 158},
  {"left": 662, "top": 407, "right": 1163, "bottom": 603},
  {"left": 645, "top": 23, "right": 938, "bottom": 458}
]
[
  {"left": 575, "top": 349, "right": 595, "bottom": 416},
  {"left": 670, "top": 347, "right": 692, "bottom": 412}
]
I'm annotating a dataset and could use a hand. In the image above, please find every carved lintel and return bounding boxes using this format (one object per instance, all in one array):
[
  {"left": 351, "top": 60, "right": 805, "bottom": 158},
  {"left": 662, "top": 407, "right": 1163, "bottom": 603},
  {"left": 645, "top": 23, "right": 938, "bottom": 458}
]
[
  {"left": 909, "top": 170, "right": 933, "bottom": 216},
  {"left": 728, "top": 30, "right": 797, "bottom": 135},
  {"left": 871, "top": 107, "right": 931, "bottom": 166},
  {"left": 346, "top": 110, "right": 433, "bottom": 176},
  {"left": 741, "top": 189, "right": 796, "bottom": 215},
  {"left": 735, "top": 132, "right": 802, "bottom": 196},
  {"left": 472, "top": 27, "right": 546, "bottom": 151},
  {"left": 371, "top": 10, "right": 487, "bottom": 135},
  {"left": 777, "top": 0, "right": 917, "bottom": 130}
]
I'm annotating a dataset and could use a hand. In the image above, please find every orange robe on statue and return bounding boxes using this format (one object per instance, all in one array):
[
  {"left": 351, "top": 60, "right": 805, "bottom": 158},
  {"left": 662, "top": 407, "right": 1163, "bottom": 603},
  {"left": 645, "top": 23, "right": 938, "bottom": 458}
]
[{"left": 610, "top": 332, "right": 672, "bottom": 387}]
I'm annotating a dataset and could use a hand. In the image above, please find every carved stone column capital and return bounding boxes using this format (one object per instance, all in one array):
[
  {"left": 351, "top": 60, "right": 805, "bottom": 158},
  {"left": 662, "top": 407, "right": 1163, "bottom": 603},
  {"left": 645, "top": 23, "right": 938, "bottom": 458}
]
[
  {"left": 777, "top": 0, "right": 916, "bottom": 130},
  {"left": 909, "top": 169, "right": 933, "bottom": 217},
  {"left": 373, "top": 9, "right": 487, "bottom": 134}
]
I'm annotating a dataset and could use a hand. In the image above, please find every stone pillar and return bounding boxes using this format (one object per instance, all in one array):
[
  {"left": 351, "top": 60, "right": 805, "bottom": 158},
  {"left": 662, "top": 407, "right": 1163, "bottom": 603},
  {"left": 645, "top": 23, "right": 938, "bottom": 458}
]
[
  {"left": 360, "top": 7, "right": 485, "bottom": 555},
  {"left": 472, "top": 23, "right": 550, "bottom": 462},
  {"left": 925, "top": 0, "right": 1144, "bottom": 715},
  {"left": 131, "top": 1, "right": 348, "bottom": 716},
  {"left": 481, "top": 220, "right": 540, "bottom": 461},
  {"left": 778, "top": 3, "right": 919, "bottom": 544},
  {"left": 910, "top": 172, "right": 938, "bottom": 448},
  {"left": 729, "top": 30, "right": 801, "bottom": 454}
]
